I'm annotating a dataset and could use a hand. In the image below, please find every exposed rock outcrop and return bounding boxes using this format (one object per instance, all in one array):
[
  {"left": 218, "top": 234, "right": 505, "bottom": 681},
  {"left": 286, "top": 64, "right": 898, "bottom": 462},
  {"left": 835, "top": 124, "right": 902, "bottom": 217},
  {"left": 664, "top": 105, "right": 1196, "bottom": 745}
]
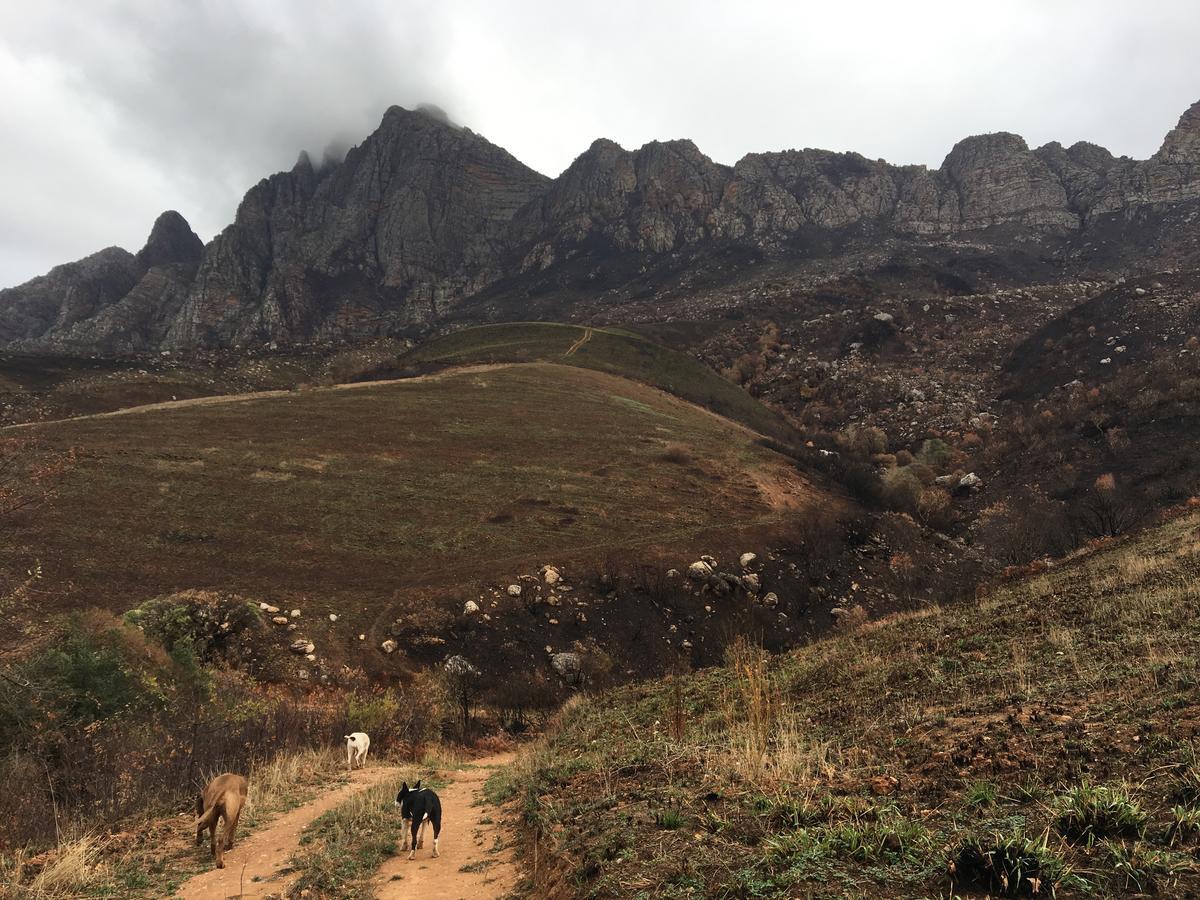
[{"left": 5, "top": 99, "right": 1200, "bottom": 354}]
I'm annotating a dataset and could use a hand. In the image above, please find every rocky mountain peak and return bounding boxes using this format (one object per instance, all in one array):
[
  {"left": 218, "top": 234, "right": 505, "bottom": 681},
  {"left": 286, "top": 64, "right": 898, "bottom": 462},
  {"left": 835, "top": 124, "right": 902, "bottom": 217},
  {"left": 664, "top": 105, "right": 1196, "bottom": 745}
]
[
  {"left": 6, "top": 98, "right": 1200, "bottom": 353},
  {"left": 135, "top": 210, "right": 204, "bottom": 269},
  {"left": 1156, "top": 99, "right": 1200, "bottom": 163},
  {"left": 942, "top": 132, "right": 1032, "bottom": 172}
]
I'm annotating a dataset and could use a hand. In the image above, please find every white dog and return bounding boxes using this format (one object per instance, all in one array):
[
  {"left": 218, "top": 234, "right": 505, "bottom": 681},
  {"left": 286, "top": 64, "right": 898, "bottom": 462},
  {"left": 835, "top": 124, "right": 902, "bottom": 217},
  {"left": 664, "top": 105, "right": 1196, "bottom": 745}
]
[{"left": 345, "top": 732, "right": 370, "bottom": 770}]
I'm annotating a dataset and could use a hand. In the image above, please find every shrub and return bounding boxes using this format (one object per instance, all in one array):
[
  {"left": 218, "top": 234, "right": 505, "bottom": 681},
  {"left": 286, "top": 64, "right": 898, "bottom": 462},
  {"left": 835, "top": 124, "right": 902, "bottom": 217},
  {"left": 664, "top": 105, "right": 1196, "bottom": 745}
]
[
  {"left": 660, "top": 443, "right": 693, "bottom": 465},
  {"left": 845, "top": 425, "right": 887, "bottom": 456},
  {"left": 916, "top": 438, "right": 953, "bottom": 469},
  {"left": 124, "top": 590, "right": 264, "bottom": 670},
  {"left": 1055, "top": 782, "right": 1148, "bottom": 843},
  {"left": 950, "top": 831, "right": 1070, "bottom": 897}
]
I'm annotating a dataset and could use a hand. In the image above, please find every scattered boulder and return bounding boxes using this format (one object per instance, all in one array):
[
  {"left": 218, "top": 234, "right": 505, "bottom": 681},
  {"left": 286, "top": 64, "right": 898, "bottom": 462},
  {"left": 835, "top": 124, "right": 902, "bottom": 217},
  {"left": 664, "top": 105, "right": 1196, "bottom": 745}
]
[
  {"left": 271, "top": 615, "right": 289, "bottom": 625},
  {"left": 700, "top": 555, "right": 718, "bottom": 567},
  {"left": 542, "top": 566, "right": 561, "bottom": 586},
  {"left": 550, "top": 652, "right": 583, "bottom": 685},
  {"left": 259, "top": 603, "right": 280, "bottom": 614},
  {"left": 742, "top": 573, "right": 761, "bottom": 593},
  {"left": 688, "top": 560, "right": 713, "bottom": 580},
  {"left": 463, "top": 600, "right": 480, "bottom": 615},
  {"left": 380, "top": 639, "right": 398, "bottom": 654},
  {"left": 289, "top": 639, "right": 314, "bottom": 654},
  {"left": 328, "top": 613, "right": 338, "bottom": 622},
  {"left": 761, "top": 592, "right": 779, "bottom": 608},
  {"left": 958, "top": 472, "right": 983, "bottom": 490},
  {"left": 873, "top": 311, "right": 895, "bottom": 323},
  {"left": 739, "top": 552, "right": 757, "bottom": 569},
  {"left": 444, "top": 655, "right": 479, "bottom": 676},
  {"left": 507, "top": 584, "right": 523, "bottom": 597},
  {"left": 934, "top": 474, "right": 958, "bottom": 487},
  {"left": 289, "top": 609, "right": 301, "bottom": 618}
]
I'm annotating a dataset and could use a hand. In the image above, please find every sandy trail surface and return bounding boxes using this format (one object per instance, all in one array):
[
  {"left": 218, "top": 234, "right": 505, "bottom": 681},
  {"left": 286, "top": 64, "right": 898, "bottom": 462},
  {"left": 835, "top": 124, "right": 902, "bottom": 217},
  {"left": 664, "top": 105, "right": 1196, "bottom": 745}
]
[
  {"left": 173, "top": 765, "right": 399, "bottom": 900},
  {"left": 373, "top": 752, "right": 519, "bottom": 900}
]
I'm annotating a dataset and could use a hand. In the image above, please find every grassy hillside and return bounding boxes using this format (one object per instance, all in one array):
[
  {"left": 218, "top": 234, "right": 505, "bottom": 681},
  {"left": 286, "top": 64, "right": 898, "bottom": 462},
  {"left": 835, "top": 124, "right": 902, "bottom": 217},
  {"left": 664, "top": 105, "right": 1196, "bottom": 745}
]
[
  {"left": 4, "top": 363, "right": 821, "bottom": 673},
  {"left": 360, "top": 323, "right": 796, "bottom": 442},
  {"left": 500, "top": 511, "right": 1200, "bottom": 898}
]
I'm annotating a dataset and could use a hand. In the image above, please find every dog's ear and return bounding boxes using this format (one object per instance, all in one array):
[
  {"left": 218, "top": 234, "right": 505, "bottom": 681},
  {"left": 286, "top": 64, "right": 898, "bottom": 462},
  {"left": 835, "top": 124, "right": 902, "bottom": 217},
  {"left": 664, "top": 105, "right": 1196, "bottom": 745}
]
[
  {"left": 414, "top": 780, "right": 421, "bottom": 790},
  {"left": 400, "top": 782, "right": 409, "bottom": 793}
]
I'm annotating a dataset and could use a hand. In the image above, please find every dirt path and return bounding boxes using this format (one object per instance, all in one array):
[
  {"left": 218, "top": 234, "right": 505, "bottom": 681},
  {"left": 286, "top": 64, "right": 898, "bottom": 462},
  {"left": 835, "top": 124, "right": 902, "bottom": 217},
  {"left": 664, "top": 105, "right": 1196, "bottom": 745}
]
[
  {"left": 373, "top": 752, "right": 518, "bottom": 900},
  {"left": 563, "top": 327, "right": 592, "bottom": 357},
  {"left": 173, "top": 765, "right": 400, "bottom": 900},
  {"left": 0, "top": 364, "right": 517, "bottom": 432}
]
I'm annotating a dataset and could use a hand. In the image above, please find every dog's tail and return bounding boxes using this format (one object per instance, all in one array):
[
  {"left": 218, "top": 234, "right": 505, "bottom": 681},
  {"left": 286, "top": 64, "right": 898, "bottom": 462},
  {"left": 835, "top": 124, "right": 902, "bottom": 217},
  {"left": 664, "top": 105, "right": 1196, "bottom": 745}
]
[{"left": 196, "top": 803, "right": 220, "bottom": 832}]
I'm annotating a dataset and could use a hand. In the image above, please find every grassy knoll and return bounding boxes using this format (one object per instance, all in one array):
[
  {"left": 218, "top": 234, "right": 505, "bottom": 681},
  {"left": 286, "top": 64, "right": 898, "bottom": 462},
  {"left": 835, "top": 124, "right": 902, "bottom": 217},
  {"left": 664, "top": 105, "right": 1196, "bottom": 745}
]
[
  {"left": 4, "top": 363, "right": 817, "bottom": 649},
  {"left": 364, "top": 322, "right": 795, "bottom": 442},
  {"left": 501, "top": 512, "right": 1200, "bottom": 897}
]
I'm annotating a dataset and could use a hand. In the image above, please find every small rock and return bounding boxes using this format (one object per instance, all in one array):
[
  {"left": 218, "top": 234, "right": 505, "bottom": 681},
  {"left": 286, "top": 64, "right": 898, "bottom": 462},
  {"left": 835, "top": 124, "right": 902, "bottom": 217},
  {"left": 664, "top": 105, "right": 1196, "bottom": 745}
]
[
  {"left": 260, "top": 603, "right": 280, "bottom": 614},
  {"left": 761, "top": 592, "right": 779, "bottom": 608},
  {"left": 873, "top": 311, "right": 894, "bottom": 323},
  {"left": 272, "top": 616, "right": 289, "bottom": 625},
  {"left": 358, "top": 634, "right": 366, "bottom": 641},
  {"left": 381, "top": 639, "right": 398, "bottom": 654},
  {"left": 463, "top": 600, "right": 480, "bottom": 615},
  {"left": 507, "top": 584, "right": 523, "bottom": 597},
  {"left": 739, "top": 552, "right": 757, "bottom": 569},
  {"left": 290, "top": 639, "right": 314, "bottom": 654},
  {"left": 328, "top": 613, "right": 338, "bottom": 622},
  {"left": 444, "top": 655, "right": 478, "bottom": 676},
  {"left": 742, "top": 573, "right": 761, "bottom": 593},
  {"left": 542, "top": 566, "right": 561, "bottom": 586},
  {"left": 550, "top": 652, "right": 582, "bottom": 683},
  {"left": 688, "top": 560, "right": 713, "bottom": 580},
  {"left": 290, "top": 609, "right": 301, "bottom": 618},
  {"left": 958, "top": 472, "right": 983, "bottom": 490}
]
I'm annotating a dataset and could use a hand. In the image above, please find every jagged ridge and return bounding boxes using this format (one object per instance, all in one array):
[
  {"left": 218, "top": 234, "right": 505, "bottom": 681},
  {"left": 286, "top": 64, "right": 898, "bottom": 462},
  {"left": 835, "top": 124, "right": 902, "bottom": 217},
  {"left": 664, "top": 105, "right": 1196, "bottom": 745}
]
[{"left": 4, "top": 100, "right": 1200, "bottom": 353}]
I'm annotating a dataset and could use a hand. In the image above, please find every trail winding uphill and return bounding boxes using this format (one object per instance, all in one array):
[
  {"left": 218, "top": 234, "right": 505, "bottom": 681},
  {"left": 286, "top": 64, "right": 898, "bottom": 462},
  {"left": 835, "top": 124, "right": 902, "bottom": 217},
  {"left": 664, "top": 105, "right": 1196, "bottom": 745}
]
[
  {"left": 174, "top": 766, "right": 401, "bottom": 900},
  {"left": 171, "top": 753, "right": 519, "bottom": 899},
  {"left": 373, "top": 753, "right": 519, "bottom": 900}
]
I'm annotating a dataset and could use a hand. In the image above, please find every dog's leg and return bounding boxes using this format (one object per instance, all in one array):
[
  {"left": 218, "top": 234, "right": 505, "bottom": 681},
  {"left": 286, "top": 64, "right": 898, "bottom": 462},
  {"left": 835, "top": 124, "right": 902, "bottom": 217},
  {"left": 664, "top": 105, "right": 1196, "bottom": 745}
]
[
  {"left": 211, "top": 814, "right": 222, "bottom": 868},
  {"left": 408, "top": 821, "right": 418, "bottom": 860},
  {"left": 416, "top": 816, "right": 425, "bottom": 850},
  {"left": 432, "top": 812, "right": 441, "bottom": 858}
]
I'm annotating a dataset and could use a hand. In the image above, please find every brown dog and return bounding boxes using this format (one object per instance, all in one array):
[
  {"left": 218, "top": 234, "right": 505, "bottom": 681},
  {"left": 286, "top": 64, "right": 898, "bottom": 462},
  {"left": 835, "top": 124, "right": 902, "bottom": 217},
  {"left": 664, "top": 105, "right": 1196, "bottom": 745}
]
[{"left": 195, "top": 773, "right": 248, "bottom": 869}]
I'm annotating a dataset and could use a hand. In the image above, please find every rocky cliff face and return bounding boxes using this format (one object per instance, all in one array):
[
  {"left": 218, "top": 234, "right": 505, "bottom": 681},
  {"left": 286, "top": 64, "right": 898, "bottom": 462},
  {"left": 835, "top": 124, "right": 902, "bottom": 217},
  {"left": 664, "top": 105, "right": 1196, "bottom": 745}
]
[{"left": 4, "top": 100, "right": 1200, "bottom": 353}]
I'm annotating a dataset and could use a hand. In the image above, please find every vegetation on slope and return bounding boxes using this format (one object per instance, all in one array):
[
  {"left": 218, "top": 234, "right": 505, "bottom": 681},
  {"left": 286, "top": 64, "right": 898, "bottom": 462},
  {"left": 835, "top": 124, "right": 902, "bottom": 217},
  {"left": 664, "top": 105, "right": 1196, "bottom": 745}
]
[
  {"left": 359, "top": 322, "right": 796, "bottom": 442},
  {"left": 3, "top": 363, "right": 822, "bottom": 680},
  {"left": 500, "top": 510, "right": 1200, "bottom": 897}
]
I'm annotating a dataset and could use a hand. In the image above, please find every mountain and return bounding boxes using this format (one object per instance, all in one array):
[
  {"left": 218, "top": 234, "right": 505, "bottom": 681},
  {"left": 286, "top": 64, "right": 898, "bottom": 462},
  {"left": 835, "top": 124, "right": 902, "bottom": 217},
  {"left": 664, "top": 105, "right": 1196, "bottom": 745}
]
[{"left": 3, "top": 100, "right": 1200, "bottom": 354}]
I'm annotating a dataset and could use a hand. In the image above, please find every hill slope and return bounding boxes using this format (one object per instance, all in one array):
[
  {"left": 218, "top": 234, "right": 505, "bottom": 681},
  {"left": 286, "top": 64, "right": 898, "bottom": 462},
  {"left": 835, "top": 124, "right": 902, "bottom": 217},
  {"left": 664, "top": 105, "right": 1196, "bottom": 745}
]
[
  {"left": 3, "top": 362, "right": 833, "bottom": 680},
  {"left": 359, "top": 322, "right": 796, "bottom": 441},
  {"left": 503, "top": 510, "right": 1200, "bottom": 898}
]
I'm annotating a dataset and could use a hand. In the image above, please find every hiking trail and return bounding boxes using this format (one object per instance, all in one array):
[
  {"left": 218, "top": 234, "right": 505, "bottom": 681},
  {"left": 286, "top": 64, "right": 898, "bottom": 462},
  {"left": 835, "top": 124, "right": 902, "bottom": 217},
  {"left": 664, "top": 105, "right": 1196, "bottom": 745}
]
[
  {"left": 373, "top": 752, "right": 518, "bottom": 899},
  {"left": 172, "top": 752, "right": 518, "bottom": 899},
  {"left": 174, "top": 765, "right": 399, "bottom": 899}
]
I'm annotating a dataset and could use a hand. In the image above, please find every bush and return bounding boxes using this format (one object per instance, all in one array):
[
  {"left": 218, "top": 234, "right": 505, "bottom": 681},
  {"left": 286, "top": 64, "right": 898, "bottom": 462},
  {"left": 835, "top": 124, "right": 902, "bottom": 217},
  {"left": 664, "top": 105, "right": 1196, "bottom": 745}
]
[
  {"left": 950, "top": 830, "right": 1070, "bottom": 897},
  {"left": 1055, "top": 782, "right": 1148, "bottom": 842},
  {"left": 916, "top": 438, "right": 953, "bottom": 470},
  {"left": 0, "top": 611, "right": 348, "bottom": 849},
  {"left": 124, "top": 590, "right": 265, "bottom": 671}
]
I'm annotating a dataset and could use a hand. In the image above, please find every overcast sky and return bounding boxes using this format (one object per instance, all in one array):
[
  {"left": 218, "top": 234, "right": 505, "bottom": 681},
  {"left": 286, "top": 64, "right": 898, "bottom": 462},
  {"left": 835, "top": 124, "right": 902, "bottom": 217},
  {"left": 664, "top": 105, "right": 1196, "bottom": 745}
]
[{"left": 2, "top": 0, "right": 1198, "bottom": 288}]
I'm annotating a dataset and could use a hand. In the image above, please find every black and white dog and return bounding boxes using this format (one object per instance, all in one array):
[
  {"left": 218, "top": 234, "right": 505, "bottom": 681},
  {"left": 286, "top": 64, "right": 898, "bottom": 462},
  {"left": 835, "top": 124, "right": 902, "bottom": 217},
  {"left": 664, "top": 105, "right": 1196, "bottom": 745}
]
[{"left": 395, "top": 781, "right": 441, "bottom": 859}]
